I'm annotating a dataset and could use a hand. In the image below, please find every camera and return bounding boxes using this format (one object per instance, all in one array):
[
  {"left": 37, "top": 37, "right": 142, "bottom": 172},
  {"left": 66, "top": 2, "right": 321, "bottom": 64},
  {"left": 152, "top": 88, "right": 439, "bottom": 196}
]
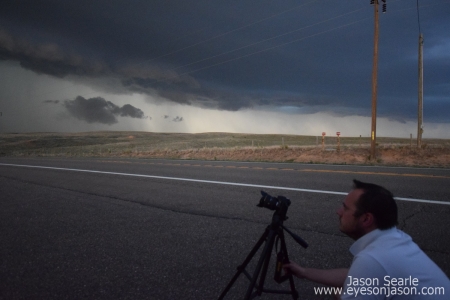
[
  {"left": 257, "top": 191, "right": 291, "bottom": 211},
  {"left": 218, "top": 190, "right": 308, "bottom": 300}
]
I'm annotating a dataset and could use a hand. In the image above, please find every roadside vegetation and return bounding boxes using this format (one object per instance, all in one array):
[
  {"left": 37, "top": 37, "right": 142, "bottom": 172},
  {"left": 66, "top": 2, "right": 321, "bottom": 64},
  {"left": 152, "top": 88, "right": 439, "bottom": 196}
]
[{"left": 1, "top": 131, "right": 449, "bottom": 167}]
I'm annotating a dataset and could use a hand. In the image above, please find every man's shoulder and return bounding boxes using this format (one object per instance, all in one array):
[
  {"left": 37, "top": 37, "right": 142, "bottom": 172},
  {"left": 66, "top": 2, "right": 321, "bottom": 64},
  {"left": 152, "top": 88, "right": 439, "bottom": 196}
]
[
  {"left": 353, "top": 229, "right": 426, "bottom": 274},
  {"left": 363, "top": 228, "right": 415, "bottom": 255},
  {"left": 353, "top": 230, "right": 450, "bottom": 289}
]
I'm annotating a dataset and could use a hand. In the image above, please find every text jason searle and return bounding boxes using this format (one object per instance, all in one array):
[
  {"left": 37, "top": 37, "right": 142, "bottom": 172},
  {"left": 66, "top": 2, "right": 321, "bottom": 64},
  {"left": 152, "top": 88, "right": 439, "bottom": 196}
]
[{"left": 347, "top": 276, "right": 419, "bottom": 287}]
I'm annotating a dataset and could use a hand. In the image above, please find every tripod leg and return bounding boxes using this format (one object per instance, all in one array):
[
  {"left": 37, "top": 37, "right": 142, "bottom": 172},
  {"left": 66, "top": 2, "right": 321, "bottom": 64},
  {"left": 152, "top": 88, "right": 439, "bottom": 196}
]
[
  {"left": 278, "top": 231, "right": 299, "bottom": 300},
  {"left": 244, "top": 228, "right": 278, "bottom": 300},
  {"left": 218, "top": 227, "right": 270, "bottom": 300}
]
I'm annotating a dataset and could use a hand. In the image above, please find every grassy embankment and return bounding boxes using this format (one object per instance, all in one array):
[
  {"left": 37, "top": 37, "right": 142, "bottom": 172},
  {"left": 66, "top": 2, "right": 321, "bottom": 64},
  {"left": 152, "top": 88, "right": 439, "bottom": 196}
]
[{"left": 0, "top": 131, "right": 449, "bottom": 167}]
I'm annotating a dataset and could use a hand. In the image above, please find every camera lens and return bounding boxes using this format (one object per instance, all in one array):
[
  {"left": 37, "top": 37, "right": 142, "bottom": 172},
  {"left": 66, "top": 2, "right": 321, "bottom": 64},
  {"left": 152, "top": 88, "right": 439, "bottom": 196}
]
[{"left": 258, "top": 191, "right": 280, "bottom": 210}]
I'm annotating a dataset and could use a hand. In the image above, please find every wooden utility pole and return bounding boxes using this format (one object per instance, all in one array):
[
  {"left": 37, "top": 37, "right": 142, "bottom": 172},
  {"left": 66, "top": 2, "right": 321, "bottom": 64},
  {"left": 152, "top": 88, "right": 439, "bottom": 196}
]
[
  {"left": 370, "top": 0, "right": 380, "bottom": 160},
  {"left": 417, "top": 33, "right": 424, "bottom": 148}
]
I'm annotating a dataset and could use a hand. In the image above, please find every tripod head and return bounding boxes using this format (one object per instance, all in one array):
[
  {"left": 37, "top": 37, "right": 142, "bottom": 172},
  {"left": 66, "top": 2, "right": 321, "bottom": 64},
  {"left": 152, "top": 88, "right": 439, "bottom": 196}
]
[
  {"left": 258, "top": 191, "right": 290, "bottom": 221},
  {"left": 258, "top": 191, "right": 308, "bottom": 249}
]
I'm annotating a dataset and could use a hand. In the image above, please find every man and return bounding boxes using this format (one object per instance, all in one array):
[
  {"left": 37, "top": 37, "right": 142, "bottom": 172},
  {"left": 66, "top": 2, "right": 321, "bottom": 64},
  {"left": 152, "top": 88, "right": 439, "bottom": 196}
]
[{"left": 283, "top": 180, "right": 450, "bottom": 299}]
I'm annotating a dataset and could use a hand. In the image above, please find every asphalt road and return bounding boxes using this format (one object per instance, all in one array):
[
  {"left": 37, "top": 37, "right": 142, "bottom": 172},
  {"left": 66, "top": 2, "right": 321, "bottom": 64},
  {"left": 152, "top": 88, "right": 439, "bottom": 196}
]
[{"left": 1, "top": 157, "right": 449, "bottom": 299}]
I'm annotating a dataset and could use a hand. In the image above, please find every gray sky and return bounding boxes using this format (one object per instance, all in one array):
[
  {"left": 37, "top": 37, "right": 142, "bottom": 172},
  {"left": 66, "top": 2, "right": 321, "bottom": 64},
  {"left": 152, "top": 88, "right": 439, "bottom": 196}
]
[{"left": 0, "top": 0, "right": 449, "bottom": 137}]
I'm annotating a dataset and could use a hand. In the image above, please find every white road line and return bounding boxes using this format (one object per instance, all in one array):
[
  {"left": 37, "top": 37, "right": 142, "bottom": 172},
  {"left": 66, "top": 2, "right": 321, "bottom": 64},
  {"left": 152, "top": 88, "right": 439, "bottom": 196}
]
[{"left": 1, "top": 163, "right": 449, "bottom": 206}]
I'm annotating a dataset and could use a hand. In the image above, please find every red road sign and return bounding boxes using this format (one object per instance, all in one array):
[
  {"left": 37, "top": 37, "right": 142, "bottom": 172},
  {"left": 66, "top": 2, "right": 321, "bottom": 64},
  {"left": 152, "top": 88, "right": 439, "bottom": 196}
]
[
  {"left": 336, "top": 132, "right": 341, "bottom": 136},
  {"left": 322, "top": 132, "right": 326, "bottom": 136}
]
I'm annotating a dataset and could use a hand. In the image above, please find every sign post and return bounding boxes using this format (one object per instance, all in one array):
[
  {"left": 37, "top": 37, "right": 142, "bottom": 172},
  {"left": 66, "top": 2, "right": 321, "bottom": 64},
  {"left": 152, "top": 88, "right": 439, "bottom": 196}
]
[
  {"left": 336, "top": 132, "right": 341, "bottom": 152},
  {"left": 322, "top": 132, "right": 326, "bottom": 150}
]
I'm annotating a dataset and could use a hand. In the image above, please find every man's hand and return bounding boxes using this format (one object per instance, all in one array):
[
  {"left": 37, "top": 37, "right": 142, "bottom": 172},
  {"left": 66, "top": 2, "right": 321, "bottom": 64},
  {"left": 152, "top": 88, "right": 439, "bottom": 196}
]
[
  {"left": 283, "top": 261, "right": 349, "bottom": 288},
  {"left": 283, "top": 261, "right": 307, "bottom": 278}
]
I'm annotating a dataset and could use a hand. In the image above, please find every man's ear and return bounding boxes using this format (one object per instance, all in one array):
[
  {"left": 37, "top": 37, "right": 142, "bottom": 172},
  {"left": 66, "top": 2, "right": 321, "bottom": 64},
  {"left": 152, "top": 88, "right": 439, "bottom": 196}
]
[{"left": 360, "top": 212, "right": 376, "bottom": 228}]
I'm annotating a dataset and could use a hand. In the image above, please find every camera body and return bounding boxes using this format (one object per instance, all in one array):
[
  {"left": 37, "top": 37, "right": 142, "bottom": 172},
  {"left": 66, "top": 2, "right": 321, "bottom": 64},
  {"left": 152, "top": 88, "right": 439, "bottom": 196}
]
[{"left": 257, "top": 191, "right": 291, "bottom": 213}]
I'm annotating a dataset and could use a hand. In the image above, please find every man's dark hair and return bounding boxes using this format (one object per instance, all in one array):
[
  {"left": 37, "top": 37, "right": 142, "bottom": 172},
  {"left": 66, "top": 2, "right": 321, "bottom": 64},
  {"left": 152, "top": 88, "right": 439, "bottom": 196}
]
[{"left": 353, "top": 179, "right": 398, "bottom": 230}]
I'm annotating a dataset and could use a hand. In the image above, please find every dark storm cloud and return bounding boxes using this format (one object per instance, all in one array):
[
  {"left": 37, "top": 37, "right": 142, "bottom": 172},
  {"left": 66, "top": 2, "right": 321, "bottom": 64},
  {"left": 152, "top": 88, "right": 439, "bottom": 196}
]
[
  {"left": 63, "top": 96, "right": 147, "bottom": 125},
  {"left": 0, "top": 28, "right": 109, "bottom": 78},
  {"left": 0, "top": 0, "right": 449, "bottom": 121},
  {"left": 0, "top": 26, "right": 200, "bottom": 103},
  {"left": 119, "top": 104, "right": 146, "bottom": 119},
  {"left": 43, "top": 100, "right": 60, "bottom": 104}
]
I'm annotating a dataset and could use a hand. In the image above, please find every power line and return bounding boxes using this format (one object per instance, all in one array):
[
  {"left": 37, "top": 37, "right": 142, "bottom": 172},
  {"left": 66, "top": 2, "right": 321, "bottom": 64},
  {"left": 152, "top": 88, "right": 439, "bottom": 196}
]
[
  {"left": 139, "top": 0, "right": 319, "bottom": 66},
  {"left": 178, "top": 17, "right": 370, "bottom": 77},
  {"left": 394, "top": 0, "right": 450, "bottom": 13},
  {"left": 188, "top": 0, "right": 450, "bottom": 79},
  {"left": 171, "top": 6, "right": 369, "bottom": 73},
  {"left": 417, "top": 0, "right": 422, "bottom": 33}
]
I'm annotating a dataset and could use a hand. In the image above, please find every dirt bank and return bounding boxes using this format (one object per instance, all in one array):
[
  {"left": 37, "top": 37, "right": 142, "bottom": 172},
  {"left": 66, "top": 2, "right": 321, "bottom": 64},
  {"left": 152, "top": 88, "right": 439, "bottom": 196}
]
[{"left": 131, "top": 146, "right": 450, "bottom": 168}]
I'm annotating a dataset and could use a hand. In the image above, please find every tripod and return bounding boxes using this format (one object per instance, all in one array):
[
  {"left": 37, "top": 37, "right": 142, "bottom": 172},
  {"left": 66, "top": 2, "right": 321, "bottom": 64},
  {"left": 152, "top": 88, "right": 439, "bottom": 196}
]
[{"left": 218, "top": 194, "right": 308, "bottom": 300}]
